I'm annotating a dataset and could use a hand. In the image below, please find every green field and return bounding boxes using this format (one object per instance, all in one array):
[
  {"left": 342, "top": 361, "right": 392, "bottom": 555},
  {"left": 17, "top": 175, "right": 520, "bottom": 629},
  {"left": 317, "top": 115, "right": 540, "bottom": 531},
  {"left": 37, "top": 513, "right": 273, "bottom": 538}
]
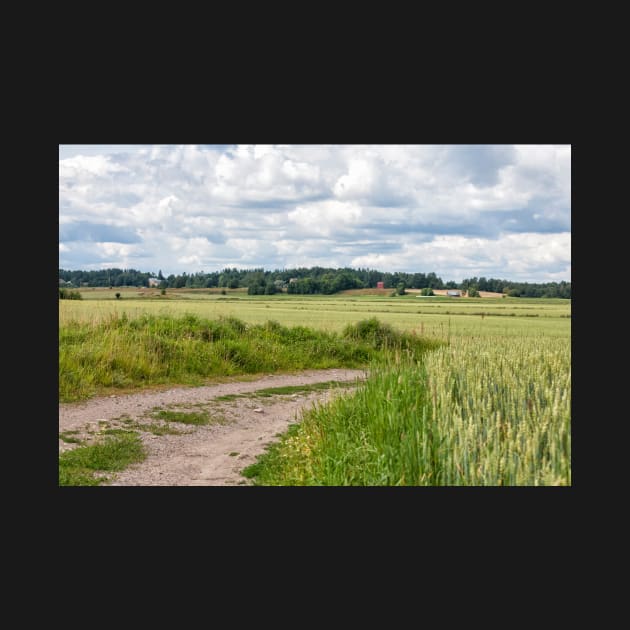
[
  {"left": 59, "top": 290, "right": 571, "bottom": 485},
  {"left": 244, "top": 334, "right": 570, "bottom": 485},
  {"left": 60, "top": 289, "right": 570, "bottom": 338}
]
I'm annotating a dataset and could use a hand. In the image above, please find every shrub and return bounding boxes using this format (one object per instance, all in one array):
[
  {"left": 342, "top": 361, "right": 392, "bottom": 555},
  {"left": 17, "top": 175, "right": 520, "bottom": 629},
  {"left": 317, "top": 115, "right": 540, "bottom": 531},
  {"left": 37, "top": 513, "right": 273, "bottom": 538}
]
[
  {"left": 59, "top": 288, "right": 82, "bottom": 300},
  {"left": 341, "top": 317, "right": 439, "bottom": 354}
]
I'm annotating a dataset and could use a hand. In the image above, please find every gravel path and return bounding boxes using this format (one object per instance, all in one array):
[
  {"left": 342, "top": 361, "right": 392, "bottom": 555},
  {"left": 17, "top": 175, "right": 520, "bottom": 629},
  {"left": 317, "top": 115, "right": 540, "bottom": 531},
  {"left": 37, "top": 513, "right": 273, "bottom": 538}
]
[{"left": 59, "top": 368, "right": 366, "bottom": 486}]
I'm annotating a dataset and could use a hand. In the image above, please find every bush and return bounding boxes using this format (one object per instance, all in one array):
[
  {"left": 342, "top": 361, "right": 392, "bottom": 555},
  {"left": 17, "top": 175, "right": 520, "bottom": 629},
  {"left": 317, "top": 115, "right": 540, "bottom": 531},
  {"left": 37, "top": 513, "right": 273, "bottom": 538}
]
[
  {"left": 59, "top": 288, "right": 82, "bottom": 300},
  {"left": 420, "top": 287, "right": 434, "bottom": 296},
  {"left": 342, "top": 318, "right": 403, "bottom": 350}
]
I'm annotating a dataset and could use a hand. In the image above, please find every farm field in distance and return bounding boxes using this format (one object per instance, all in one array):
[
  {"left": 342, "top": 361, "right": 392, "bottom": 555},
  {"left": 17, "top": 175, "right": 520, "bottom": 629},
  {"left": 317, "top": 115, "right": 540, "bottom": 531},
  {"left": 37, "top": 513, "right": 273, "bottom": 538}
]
[{"left": 60, "top": 288, "right": 570, "bottom": 338}]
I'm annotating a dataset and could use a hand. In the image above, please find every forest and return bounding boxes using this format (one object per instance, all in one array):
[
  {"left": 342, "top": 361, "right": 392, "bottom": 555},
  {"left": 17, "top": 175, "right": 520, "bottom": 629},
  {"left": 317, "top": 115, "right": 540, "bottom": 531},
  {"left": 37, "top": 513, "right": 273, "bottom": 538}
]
[{"left": 58, "top": 266, "right": 571, "bottom": 298}]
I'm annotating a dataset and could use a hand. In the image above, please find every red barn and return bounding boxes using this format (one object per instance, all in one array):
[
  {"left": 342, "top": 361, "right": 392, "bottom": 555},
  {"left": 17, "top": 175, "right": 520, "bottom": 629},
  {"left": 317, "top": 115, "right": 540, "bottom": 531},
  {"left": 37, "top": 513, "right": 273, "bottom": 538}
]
[{"left": 377, "top": 281, "right": 384, "bottom": 289}]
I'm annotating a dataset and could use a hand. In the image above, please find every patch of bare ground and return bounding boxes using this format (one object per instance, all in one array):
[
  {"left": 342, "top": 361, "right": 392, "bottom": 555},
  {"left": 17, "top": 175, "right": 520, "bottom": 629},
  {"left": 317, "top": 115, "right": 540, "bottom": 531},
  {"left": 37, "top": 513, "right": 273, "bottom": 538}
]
[{"left": 59, "top": 368, "right": 366, "bottom": 486}]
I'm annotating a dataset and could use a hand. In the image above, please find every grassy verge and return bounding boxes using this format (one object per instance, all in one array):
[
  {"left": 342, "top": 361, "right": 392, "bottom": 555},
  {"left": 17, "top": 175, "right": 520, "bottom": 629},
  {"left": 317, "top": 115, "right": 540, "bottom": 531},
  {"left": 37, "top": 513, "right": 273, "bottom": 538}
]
[
  {"left": 242, "top": 335, "right": 571, "bottom": 486},
  {"left": 59, "top": 431, "right": 146, "bottom": 486},
  {"left": 59, "top": 314, "right": 440, "bottom": 402}
]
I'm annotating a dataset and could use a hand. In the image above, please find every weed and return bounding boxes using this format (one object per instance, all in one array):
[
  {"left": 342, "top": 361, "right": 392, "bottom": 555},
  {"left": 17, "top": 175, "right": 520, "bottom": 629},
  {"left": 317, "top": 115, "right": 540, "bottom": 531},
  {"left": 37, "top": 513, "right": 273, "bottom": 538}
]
[
  {"left": 151, "top": 410, "right": 211, "bottom": 425},
  {"left": 215, "top": 394, "right": 242, "bottom": 402},
  {"left": 59, "top": 432, "right": 84, "bottom": 444},
  {"left": 59, "top": 431, "right": 146, "bottom": 486},
  {"left": 141, "top": 422, "right": 186, "bottom": 435}
]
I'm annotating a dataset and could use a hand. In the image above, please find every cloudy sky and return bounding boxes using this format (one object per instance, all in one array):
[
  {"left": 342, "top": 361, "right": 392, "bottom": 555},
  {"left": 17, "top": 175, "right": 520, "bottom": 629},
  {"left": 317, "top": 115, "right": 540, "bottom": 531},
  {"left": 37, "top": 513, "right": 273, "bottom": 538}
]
[{"left": 59, "top": 144, "right": 570, "bottom": 282}]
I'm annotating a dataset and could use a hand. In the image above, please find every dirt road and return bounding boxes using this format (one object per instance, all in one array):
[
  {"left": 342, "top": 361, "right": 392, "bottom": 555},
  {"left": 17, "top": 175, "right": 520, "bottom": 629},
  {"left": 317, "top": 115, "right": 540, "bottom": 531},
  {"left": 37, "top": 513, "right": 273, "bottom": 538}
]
[{"left": 59, "top": 368, "right": 366, "bottom": 486}]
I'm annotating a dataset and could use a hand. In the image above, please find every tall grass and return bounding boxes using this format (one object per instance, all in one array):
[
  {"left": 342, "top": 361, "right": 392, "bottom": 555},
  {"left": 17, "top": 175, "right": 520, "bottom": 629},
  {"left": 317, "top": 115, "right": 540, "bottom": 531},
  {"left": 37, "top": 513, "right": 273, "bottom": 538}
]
[
  {"left": 59, "top": 314, "right": 440, "bottom": 402},
  {"left": 243, "top": 335, "right": 571, "bottom": 486}
]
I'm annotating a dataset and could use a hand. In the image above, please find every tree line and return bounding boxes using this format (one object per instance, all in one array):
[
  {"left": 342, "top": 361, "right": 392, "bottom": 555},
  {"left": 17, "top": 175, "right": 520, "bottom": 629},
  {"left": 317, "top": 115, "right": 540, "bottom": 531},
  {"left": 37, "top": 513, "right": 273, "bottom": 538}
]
[{"left": 58, "top": 267, "right": 571, "bottom": 298}]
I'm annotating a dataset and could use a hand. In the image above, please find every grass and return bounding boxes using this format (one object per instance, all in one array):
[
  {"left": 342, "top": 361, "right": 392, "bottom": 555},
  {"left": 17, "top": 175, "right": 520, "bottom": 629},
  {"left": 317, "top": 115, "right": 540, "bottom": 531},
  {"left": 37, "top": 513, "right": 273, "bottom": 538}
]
[
  {"left": 95, "top": 415, "right": 188, "bottom": 435},
  {"left": 101, "top": 428, "right": 136, "bottom": 436},
  {"left": 254, "top": 381, "right": 346, "bottom": 396},
  {"left": 151, "top": 410, "right": 213, "bottom": 425},
  {"left": 59, "top": 313, "right": 440, "bottom": 402},
  {"left": 59, "top": 431, "right": 146, "bottom": 486},
  {"left": 242, "top": 335, "right": 571, "bottom": 486},
  {"left": 59, "top": 430, "right": 83, "bottom": 444},
  {"left": 141, "top": 422, "right": 187, "bottom": 435},
  {"left": 214, "top": 380, "right": 357, "bottom": 402}
]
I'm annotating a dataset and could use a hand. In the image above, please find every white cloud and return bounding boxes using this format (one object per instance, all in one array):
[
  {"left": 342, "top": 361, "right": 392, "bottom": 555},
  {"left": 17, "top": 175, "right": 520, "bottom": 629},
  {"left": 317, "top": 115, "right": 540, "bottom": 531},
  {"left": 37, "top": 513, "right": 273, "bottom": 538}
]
[
  {"left": 288, "top": 200, "right": 362, "bottom": 237},
  {"left": 281, "top": 159, "right": 320, "bottom": 183},
  {"left": 351, "top": 232, "right": 571, "bottom": 282},
  {"left": 273, "top": 238, "right": 344, "bottom": 268},
  {"left": 96, "top": 242, "right": 136, "bottom": 258},
  {"left": 177, "top": 255, "right": 202, "bottom": 266},
  {"left": 334, "top": 158, "right": 377, "bottom": 198},
  {"left": 60, "top": 155, "right": 127, "bottom": 178},
  {"left": 254, "top": 144, "right": 275, "bottom": 160},
  {"left": 215, "top": 153, "right": 239, "bottom": 183},
  {"left": 59, "top": 144, "right": 571, "bottom": 281}
]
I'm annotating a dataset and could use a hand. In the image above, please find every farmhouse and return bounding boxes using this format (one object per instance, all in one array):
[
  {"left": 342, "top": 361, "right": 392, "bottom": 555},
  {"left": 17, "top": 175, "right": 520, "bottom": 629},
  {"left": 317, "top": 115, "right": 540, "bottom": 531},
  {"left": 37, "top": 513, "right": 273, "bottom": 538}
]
[
  {"left": 148, "top": 277, "right": 160, "bottom": 287},
  {"left": 376, "top": 281, "right": 384, "bottom": 289},
  {"left": 447, "top": 290, "right": 461, "bottom": 297}
]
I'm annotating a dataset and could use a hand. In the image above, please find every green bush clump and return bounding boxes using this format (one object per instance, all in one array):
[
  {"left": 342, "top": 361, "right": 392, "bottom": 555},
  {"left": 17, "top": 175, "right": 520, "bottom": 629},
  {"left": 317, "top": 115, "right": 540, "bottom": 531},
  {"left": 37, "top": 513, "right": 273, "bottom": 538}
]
[{"left": 59, "top": 288, "right": 82, "bottom": 300}]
